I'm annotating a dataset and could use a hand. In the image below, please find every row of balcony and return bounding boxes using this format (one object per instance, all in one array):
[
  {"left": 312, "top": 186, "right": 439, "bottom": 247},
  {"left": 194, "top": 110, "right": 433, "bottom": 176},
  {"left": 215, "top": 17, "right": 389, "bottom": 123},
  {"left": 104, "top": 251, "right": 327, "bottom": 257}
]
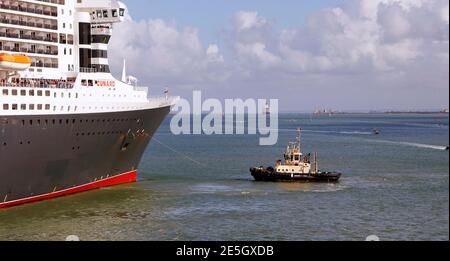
[
  {"left": 31, "top": 62, "right": 59, "bottom": 68},
  {"left": 0, "top": 45, "right": 58, "bottom": 56},
  {"left": 35, "top": 0, "right": 66, "bottom": 6},
  {"left": 0, "top": 32, "right": 58, "bottom": 43},
  {"left": 0, "top": 17, "right": 58, "bottom": 30},
  {"left": 0, "top": 4, "right": 58, "bottom": 18},
  {"left": 79, "top": 67, "right": 111, "bottom": 74}
]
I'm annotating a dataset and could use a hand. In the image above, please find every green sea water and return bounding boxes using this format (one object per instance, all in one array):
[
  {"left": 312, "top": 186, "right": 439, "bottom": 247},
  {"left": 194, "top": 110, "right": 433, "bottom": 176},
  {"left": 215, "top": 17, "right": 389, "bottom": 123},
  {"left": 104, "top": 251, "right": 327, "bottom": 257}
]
[{"left": 0, "top": 113, "right": 448, "bottom": 241}]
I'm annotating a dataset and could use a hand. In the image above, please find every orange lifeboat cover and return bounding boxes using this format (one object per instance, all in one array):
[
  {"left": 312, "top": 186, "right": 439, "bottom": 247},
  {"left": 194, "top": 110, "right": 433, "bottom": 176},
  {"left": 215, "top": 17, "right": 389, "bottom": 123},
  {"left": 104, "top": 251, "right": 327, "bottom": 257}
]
[{"left": 0, "top": 53, "right": 32, "bottom": 64}]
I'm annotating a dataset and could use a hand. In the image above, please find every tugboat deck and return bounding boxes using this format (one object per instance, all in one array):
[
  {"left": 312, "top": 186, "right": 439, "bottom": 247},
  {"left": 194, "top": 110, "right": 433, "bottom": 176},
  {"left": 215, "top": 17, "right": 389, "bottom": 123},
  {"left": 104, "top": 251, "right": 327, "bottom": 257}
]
[{"left": 250, "top": 128, "right": 342, "bottom": 183}]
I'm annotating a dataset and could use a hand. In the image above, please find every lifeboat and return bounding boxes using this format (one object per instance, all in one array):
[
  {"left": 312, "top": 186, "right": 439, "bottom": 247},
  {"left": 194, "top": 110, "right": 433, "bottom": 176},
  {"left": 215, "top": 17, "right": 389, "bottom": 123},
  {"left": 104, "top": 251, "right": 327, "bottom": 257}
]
[{"left": 0, "top": 53, "right": 32, "bottom": 71}]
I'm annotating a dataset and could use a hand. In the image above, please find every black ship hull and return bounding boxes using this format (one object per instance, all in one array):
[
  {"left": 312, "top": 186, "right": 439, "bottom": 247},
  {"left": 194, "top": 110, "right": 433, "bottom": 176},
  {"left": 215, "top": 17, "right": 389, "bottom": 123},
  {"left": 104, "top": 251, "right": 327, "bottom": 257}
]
[
  {"left": 250, "top": 167, "right": 342, "bottom": 183},
  {"left": 0, "top": 106, "right": 171, "bottom": 208}
]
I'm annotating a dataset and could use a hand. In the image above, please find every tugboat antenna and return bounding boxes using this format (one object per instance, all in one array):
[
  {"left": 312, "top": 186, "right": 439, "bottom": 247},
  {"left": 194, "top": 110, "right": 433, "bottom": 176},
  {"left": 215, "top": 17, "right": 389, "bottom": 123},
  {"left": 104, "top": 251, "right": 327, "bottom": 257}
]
[
  {"left": 297, "top": 128, "right": 302, "bottom": 153},
  {"left": 314, "top": 152, "right": 319, "bottom": 173}
]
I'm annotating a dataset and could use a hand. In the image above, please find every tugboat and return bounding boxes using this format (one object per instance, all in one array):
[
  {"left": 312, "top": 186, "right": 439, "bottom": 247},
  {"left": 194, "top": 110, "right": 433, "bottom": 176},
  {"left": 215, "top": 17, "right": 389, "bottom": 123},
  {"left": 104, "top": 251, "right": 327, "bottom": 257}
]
[{"left": 250, "top": 129, "right": 342, "bottom": 182}]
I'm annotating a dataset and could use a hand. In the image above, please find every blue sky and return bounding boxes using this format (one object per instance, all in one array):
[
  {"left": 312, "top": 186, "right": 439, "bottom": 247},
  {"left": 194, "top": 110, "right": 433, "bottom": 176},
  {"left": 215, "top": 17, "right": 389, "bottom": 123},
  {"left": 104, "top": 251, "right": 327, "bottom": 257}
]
[
  {"left": 110, "top": 0, "right": 449, "bottom": 111},
  {"left": 123, "top": 0, "right": 339, "bottom": 44}
]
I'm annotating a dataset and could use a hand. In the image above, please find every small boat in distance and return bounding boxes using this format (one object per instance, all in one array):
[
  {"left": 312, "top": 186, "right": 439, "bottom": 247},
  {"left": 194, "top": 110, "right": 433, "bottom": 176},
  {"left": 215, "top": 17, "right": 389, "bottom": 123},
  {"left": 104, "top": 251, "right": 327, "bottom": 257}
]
[
  {"left": 372, "top": 129, "right": 381, "bottom": 135},
  {"left": 250, "top": 129, "right": 342, "bottom": 182},
  {"left": 263, "top": 102, "right": 271, "bottom": 115}
]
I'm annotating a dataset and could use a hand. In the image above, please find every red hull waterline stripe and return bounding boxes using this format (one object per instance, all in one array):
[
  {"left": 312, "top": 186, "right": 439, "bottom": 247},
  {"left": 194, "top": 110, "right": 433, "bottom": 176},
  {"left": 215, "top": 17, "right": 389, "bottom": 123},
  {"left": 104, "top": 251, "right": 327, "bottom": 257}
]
[{"left": 0, "top": 171, "right": 137, "bottom": 209}]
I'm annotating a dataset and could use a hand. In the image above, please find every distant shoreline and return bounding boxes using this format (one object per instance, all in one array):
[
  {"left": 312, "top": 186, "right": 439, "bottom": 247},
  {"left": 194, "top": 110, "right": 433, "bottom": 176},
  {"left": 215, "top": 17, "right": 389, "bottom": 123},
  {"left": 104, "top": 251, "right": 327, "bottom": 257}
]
[
  {"left": 306, "top": 110, "right": 450, "bottom": 115},
  {"left": 169, "top": 111, "right": 450, "bottom": 116},
  {"left": 310, "top": 111, "right": 450, "bottom": 115},
  {"left": 383, "top": 111, "right": 450, "bottom": 115}
]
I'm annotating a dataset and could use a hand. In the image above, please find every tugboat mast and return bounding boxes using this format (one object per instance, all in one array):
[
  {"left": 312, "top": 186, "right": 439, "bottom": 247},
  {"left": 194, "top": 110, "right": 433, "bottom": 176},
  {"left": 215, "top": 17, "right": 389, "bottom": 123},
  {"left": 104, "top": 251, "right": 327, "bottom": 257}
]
[
  {"left": 297, "top": 128, "right": 302, "bottom": 154},
  {"left": 313, "top": 152, "right": 319, "bottom": 174}
]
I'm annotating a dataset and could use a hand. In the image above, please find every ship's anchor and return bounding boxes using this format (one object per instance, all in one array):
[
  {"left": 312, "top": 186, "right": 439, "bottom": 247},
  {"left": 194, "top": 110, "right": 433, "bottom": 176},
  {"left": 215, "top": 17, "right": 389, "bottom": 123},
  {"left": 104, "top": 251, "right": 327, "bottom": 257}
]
[{"left": 120, "top": 129, "right": 135, "bottom": 151}]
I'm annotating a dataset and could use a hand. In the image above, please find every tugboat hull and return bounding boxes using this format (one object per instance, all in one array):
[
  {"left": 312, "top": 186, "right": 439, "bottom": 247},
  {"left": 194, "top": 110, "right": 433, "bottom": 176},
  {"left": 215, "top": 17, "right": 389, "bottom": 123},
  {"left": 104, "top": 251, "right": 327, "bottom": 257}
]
[{"left": 250, "top": 167, "right": 341, "bottom": 183}]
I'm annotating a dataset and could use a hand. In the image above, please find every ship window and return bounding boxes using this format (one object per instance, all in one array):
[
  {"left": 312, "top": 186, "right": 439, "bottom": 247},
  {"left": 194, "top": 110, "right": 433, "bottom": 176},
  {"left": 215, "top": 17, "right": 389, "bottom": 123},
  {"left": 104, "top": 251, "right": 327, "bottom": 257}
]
[
  {"left": 2, "top": 89, "right": 7, "bottom": 96},
  {"left": 103, "top": 10, "right": 108, "bottom": 18},
  {"left": 97, "top": 10, "right": 103, "bottom": 18},
  {"left": 12, "top": 90, "right": 17, "bottom": 96},
  {"left": 37, "top": 104, "right": 43, "bottom": 110},
  {"left": 3, "top": 104, "right": 8, "bottom": 110},
  {"left": 295, "top": 155, "right": 299, "bottom": 161},
  {"left": 37, "top": 90, "right": 43, "bottom": 96},
  {"left": 20, "top": 90, "right": 26, "bottom": 96},
  {"left": 29, "top": 104, "right": 35, "bottom": 110},
  {"left": 112, "top": 9, "right": 118, "bottom": 17},
  {"left": 45, "top": 91, "right": 50, "bottom": 96},
  {"left": 21, "top": 104, "right": 26, "bottom": 110},
  {"left": 119, "top": 8, "right": 125, "bottom": 17},
  {"left": 91, "top": 35, "right": 111, "bottom": 44},
  {"left": 12, "top": 104, "right": 18, "bottom": 110},
  {"left": 79, "top": 23, "right": 92, "bottom": 45},
  {"left": 45, "top": 104, "right": 50, "bottom": 110}
]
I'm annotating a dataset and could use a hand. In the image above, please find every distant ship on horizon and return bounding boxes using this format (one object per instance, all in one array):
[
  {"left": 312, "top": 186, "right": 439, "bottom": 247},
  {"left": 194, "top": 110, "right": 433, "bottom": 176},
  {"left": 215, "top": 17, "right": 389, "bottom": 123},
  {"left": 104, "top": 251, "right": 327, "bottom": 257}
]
[{"left": 263, "top": 102, "right": 271, "bottom": 115}]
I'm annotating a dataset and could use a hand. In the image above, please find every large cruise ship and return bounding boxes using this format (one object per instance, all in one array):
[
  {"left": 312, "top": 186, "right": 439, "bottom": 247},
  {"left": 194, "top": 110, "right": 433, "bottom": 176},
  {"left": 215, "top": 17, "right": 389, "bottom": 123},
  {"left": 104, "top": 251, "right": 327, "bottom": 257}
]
[{"left": 0, "top": 0, "right": 178, "bottom": 208}]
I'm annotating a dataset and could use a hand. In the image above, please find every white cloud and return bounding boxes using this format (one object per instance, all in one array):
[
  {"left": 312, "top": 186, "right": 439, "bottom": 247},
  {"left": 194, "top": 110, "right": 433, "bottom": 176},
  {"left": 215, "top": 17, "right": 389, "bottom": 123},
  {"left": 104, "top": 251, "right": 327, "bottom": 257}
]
[
  {"left": 226, "top": 0, "right": 448, "bottom": 109},
  {"left": 110, "top": 0, "right": 448, "bottom": 110},
  {"left": 206, "top": 44, "right": 224, "bottom": 63},
  {"left": 109, "top": 13, "right": 226, "bottom": 88},
  {"left": 442, "top": 4, "right": 449, "bottom": 24},
  {"left": 234, "top": 11, "right": 268, "bottom": 32},
  {"left": 232, "top": 1, "right": 447, "bottom": 73}
]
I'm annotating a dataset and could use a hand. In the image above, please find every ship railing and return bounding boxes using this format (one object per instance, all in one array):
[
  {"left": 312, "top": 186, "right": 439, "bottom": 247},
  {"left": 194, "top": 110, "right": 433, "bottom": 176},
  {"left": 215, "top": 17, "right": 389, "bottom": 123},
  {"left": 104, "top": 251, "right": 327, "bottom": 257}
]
[
  {"left": 0, "top": 82, "right": 75, "bottom": 89},
  {"left": 79, "top": 67, "right": 98, "bottom": 73},
  {"left": 0, "top": 4, "right": 58, "bottom": 18},
  {"left": 133, "top": 86, "right": 149, "bottom": 92},
  {"left": 148, "top": 96, "right": 179, "bottom": 108},
  {"left": 79, "top": 67, "right": 110, "bottom": 73}
]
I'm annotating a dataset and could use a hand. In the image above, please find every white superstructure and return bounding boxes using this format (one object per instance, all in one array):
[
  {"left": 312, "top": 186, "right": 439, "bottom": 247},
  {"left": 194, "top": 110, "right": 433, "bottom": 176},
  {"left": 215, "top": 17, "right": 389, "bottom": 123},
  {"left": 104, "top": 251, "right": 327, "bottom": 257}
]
[{"left": 0, "top": 0, "right": 176, "bottom": 116}]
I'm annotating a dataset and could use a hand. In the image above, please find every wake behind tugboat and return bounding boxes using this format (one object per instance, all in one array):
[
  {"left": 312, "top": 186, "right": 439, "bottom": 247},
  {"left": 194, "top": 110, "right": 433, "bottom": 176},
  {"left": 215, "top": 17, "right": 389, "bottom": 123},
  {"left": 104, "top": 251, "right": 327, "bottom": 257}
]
[{"left": 250, "top": 129, "right": 342, "bottom": 183}]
